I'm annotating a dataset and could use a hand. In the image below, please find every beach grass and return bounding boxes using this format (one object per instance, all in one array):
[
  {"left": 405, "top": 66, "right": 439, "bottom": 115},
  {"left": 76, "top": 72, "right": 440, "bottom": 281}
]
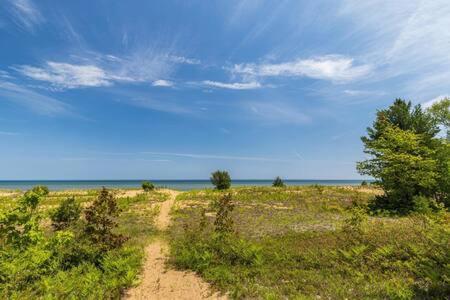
[{"left": 168, "top": 186, "right": 450, "bottom": 299}]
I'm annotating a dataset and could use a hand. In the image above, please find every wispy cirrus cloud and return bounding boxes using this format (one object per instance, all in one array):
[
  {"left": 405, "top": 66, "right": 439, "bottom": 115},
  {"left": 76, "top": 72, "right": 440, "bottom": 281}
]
[
  {"left": 15, "top": 62, "right": 112, "bottom": 89},
  {"left": 141, "top": 151, "right": 293, "bottom": 162},
  {"left": 421, "top": 95, "right": 449, "bottom": 109},
  {"left": 201, "top": 80, "right": 262, "bottom": 90},
  {"left": 0, "top": 131, "right": 19, "bottom": 136},
  {"left": 6, "top": 0, "right": 44, "bottom": 32},
  {"left": 169, "top": 55, "right": 200, "bottom": 65},
  {"left": 152, "top": 80, "right": 174, "bottom": 87},
  {"left": 13, "top": 50, "right": 200, "bottom": 89},
  {"left": 245, "top": 101, "right": 311, "bottom": 125},
  {"left": 232, "top": 55, "right": 372, "bottom": 83},
  {"left": 339, "top": 0, "right": 450, "bottom": 98},
  {"left": 0, "top": 80, "right": 71, "bottom": 115}
]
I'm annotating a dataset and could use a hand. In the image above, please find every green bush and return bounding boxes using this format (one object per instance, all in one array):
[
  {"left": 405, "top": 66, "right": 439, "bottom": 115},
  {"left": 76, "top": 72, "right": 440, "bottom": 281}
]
[
  {"left": 0, "top": 186, "right": 146, "bottom": 298},
  {"left": 84, "top": 188, "right": 127, "bottom": 250},
  {"left": 50, "top": 197, "right": 81, "bottom": 230},
  {"left": 210, "top": 170, "right": 231, "bottom": 190},
  {"left": 358, "top": 99, "right": 449, "bottom": 214},
  {"left": 30, "top": 185, "right": 49, "bottom": 196},
  {"left": 213, "top": 193, "right": 234, "bottom": 234},
  {"left": 272, "top": 176, "right": 285, "bottom": 187},
  {"left": 141, "top": 181, "right": 155, "bottom": 192}
]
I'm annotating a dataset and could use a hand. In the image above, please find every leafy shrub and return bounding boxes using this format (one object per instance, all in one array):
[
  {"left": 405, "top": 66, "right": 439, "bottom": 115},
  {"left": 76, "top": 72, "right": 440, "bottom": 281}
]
[
  {"left": 0, "top": 187, "right": 148, "bottom": 298},
  {"left": 343, "top": 206, "right": 368, "bottom": 234},
  {"left": 30, "top": 185, "right": 49, "bottom": 196},
  {"left": 213, "top": 193, "right": 234, "bottom": 234},
  {"left": 361, "top": 180, "right": 368, "bottom": 186},
  {"left": 50, "top": 197, "right": 81, "bottom": 230},
  {"left": 0, "top": 190, "right": 43, "bottom": 249},
  {"left": 272, "top": 176, "right": 285, "bottom": 187},
  {"left": 84, "top": 188, "right": 127, "bottom": 250},
  {"left": 210, "top": 170, "right": 231, "bottom": 190},
  {"left": 141, "top": 181, "right": 155, "bottom": 192}
]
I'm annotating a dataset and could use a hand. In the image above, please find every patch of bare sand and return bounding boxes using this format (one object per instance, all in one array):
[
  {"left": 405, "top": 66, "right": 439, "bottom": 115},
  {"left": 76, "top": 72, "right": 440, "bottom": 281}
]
[
  {"left": 118, "top": 190, "right": 144, "bottom": 198},
  {"left": 0, "top": 191, "right": 19, "bottom": 197},
  {"left": 125, "top": 190, "right": 226, "bottom": 300}
]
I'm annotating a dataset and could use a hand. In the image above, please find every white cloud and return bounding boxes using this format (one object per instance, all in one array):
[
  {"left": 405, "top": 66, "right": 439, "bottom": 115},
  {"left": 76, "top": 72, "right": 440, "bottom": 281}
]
[
  {"left": 0, "top": 70, "right": 13, "bottom": 79},
  {"left": 343, "top": 89, "right": 385, "bottom": 96},
  {"left": 7, "top": 0, "right": 44, "bottom": 32},
  {"left": 152, "top": 80, "right": 174, "bottom": 87},
  {"left": 201, "top": 80, "right": 262, "bottom": 90},
  {"left": 339, "top": 0, "right": 450, "bottom": 95},
  {"left": 16, "top": 62, "right": 111, "bottom": 89},
  {"left": 421, "top": 95, "right": 449, "bottom": 109},
  {"left": 14, "top": 50, "right": 199, "bottom": 89},
  {"left": 0, "top": 80, "right": 70, "bottom": 115},
  {"left": 232, "top": 55, "right": 372, "bottom": 83},
  {"left": 169, "top": 55, "right": 200, "bottom": 65}
]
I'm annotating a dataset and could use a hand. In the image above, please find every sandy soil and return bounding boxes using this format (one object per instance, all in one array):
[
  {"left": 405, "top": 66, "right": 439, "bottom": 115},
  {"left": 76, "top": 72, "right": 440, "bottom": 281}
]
[
  {"left": 124, "top": 190, "right": 226, "bottom": 300},
  {"left": 118, "top": 190, "right": 144, "bottom": 198},
  {"left": 0, "top": 191, "right": 19, "bottom": 197}
]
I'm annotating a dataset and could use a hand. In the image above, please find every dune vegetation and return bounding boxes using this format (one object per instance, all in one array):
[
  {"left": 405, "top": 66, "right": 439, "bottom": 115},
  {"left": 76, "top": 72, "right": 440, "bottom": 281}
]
[
  {"left": 168, "top": 186, "right": 449, "bottom": 299},
  {"left": 0, "top": 187, "right": 164, "bottom": 298}
]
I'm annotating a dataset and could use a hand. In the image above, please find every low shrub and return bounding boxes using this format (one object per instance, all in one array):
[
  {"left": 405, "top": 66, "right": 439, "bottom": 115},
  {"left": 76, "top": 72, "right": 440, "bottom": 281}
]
[
  {"left": 210, "top": 170, "right": 231, "bottom": 190},
  {"left": 30, "top": 185, "right": 49, "bottom": 196},
  {"left": 213, "top": 193, "right": 234, "bottom": 234},
  {"left": 50, "top": 197, "right": 81, "bottom": 230},
  {"left": 272, "top": 176, "right": 285, "bottom": 188},
  {"left": 142, "top": 181, "right": 155, "bottom": 192},
  {"left": 84, "top": 188, "right": 127, "bottom": 250}
]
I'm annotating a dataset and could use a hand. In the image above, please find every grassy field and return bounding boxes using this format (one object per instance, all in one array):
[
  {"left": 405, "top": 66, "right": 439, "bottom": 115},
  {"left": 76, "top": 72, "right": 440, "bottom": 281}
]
[
  {"left": 0, "top": 188, "right": 165, "bottom": 298},
  {"left": 168, "top": 186, "right": 450, "bottom": 299}
]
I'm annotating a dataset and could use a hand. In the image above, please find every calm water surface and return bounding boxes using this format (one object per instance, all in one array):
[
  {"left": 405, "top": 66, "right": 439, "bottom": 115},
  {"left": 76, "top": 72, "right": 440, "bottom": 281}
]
[{"left": 0, "top": 179, "right": 368, "bottom": 191}]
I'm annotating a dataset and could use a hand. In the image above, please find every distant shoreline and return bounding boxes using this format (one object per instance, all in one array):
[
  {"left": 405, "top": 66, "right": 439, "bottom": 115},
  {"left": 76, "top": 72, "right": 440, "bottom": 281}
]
[{"left": 0, "top": 179, "right": 372, "bottom": 191}]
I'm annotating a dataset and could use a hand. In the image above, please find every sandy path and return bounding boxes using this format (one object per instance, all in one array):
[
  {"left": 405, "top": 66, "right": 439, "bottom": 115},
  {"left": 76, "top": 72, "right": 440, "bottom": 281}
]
[{"left": 124, "top": 190, "right": 226, "bottom": 300}]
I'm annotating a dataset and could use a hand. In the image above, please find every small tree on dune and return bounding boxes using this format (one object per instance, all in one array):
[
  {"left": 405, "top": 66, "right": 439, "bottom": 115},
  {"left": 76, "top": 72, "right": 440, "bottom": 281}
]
[
  {"left": 84, "top": 187, "right": 126, "bottom": 249},
  {"left": 210, "top": 170, "right": 231, "bottom": 190},
  {"left": 272, "top": 176, "right": 285, "bottom": 188},
  {"left": 142, "top": 181, "right": 155, "bottom": 192}
]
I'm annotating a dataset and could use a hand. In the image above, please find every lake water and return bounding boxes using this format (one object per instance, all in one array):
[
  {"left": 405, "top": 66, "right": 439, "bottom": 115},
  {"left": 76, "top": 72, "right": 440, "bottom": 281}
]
[{"left": 0, "top": 179, "right": 368, "bottom": 191}]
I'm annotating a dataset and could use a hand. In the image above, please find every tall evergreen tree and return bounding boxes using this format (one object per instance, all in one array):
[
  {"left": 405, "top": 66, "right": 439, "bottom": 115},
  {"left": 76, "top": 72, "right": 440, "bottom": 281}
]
[{"left": 358, "top": 99, "right": 448, "bottom": 213}]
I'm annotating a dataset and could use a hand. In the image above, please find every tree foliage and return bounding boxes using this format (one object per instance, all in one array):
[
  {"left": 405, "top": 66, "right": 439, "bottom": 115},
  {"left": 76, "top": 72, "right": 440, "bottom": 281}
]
[
  {"left": 30, "top": 185, "right": 49, "bottom": 197},
  {"left": 272, "top": 176, "right": 285, "bottom": 187},
  {"left": 50, "top": 197, "right": 81, "bottom": 230},
  {"left": 84, "top": 188, "right": 126, "bottom": 250},
  {"left": 141, "top": 181, "right": 155, "bottom": 192},
  {"left": 358, "top": 99, "right": 449, "bottom": 213},
  {"left": 428, "top": 97, "right": 450, "bottom": 140},
  {"left": 210, "top": 170, "right": 231, "bottom": 190}
]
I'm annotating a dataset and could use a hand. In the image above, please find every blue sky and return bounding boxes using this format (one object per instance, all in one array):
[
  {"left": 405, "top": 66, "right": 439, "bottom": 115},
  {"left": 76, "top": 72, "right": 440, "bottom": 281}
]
[{"left": 0, "top": 0, "right": 449, "bottom": 180}]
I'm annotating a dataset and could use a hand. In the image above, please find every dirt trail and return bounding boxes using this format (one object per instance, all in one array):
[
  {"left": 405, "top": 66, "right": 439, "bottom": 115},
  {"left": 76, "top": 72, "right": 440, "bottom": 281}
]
[{"left": 125, "top": 190, "right": 225, "bottom": 300}]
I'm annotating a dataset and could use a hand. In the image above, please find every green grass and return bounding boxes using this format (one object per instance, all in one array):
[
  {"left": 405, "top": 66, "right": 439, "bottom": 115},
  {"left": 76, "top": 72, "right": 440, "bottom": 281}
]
[
  {"left": 168, "top": 186, "right": 450, "bottom": 299},
  {"left": 0, "top": 189, "right": 163, "bottom": 299}
]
